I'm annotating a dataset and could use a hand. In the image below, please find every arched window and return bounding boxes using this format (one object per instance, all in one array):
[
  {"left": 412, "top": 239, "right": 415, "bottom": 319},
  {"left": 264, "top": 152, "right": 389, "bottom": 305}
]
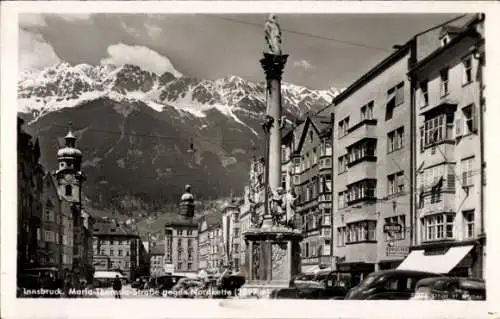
[{"left": 65, "top": 185, "right": 72, "bottom": 196}]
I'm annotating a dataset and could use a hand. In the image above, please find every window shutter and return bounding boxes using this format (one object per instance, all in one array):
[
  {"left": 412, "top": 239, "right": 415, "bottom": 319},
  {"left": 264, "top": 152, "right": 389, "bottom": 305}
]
[
  {"left": 455, "top": 118, "right": 462, "bottom": 138},
  {"left": 471, "top": 105, "right": 478, "bottom": 133}
]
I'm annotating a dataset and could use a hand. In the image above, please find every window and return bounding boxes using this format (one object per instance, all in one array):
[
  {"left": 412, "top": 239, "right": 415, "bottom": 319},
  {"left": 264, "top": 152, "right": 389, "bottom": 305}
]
[
  {"left": 387, "top": 127, "right": 404, "bottom": 152},
  {"left": 338, "top": 155, "right": 347, "bottom": 174},
  {"left": 347, "top": 139, "right": 376, "bottom": 165},
  {"left": 345, "top": 221, "right": 377, "bottom": 243},
  {"left": 360, "top": 101, "right": 374, "bottom": 120},
  {"left": 177, "top": 262, "right": 182, "bottom": 269},
  {"left": 281, "top": 173, "right": 286, "bottom": 189},
  {"left": 463, "top": 56, "right": 473, "bottom": 85},
  {"left": 110, "top": 249, "right": 114, "bottom": 256},
  {"left": 462, "top": 104, "right": 477, "bottom": 134},
  {"left": 422, "top": 113, "right": 453, "bottom": 147},
  {"left": 388, "top": 171, "right": 405, "bottom": 195},
  {"left": 309, "top": 131, "right": 313, "bottom": 142},
  {"left": 65, "top": 185, "right": 72, "bottom": 196},
  {"left": 461, "top": 157, "right": 474, "bottom": 187},
  {"left": 420, "top": 81, "right": 429, "bottom": 107},
  {"left": 440, "top": 68, "right": 449, "bottom": 96},
  {"left": 110, "top": 239, "right": 114, "bottom": 245},
  {"left": 281, "top": 146, "right": 286, "bottom": 163},
  {"left": 187, "top": 230, "right": 193, "bottom": 236},
  {"left": 338, "top": 191, "right": 346, "bottom": 209},
  {"left": 293, "top": 158, "right": 301, "bottom": 174},
  {"left": 118, "top": 249, "right": 123, "bottom": 256},
  {"left": 312, "top": 148, "right": 318, "bottom": 166},
  {"left": 346, "top": 179, "right": 377, "bottom": 204},
  {"left": 187, "top": 263, "right": 192, "bottom": 270},
  {"left": 338, "top": 117, "right": 350, "bottom": 137},
  {"left": 463, "top": 210, "right": 475, "bottom": 238},
  {"left": 421, "top": 214, "right": 455, "bottom": 241},
  {"left": 384, "top": 215, "right": 406, "bottom": 241}
]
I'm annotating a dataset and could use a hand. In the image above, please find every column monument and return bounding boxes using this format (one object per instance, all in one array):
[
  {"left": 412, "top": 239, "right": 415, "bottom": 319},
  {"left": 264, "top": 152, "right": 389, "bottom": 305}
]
[{"left": 240, "top": 14, "right": 302, "bottom": 299}]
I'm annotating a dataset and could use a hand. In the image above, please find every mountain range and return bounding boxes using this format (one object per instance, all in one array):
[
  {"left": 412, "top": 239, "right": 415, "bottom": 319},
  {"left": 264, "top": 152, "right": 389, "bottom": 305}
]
[{"left": 18, "top": 60, "right": 340, "bottom": 214}]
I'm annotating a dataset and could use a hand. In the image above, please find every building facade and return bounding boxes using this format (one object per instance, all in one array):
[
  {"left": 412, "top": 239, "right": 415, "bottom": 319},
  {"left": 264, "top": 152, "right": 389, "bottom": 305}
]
[
  {"left": 92, "top": 219, "right": 147, "bottom": 280},
  {"left": 318, "top": 42, "right": 414, "bottom": 277},
  {"left": 221, "top": 201, "right": 242, "bottom": 272},
  {"left": 401, "top": 15, "right": 486, "bottom": 278},
  {"left": 288, "top": 115, "right": 334, "bottom": 272},
  {"left": 164, "top": 187, "right": 199, "bottom": 275},
  {"left": 198, "top": 212, "right": 223, "bottom": 273},
  {"left": 149, "top": 245, "right": 166, "bottom": 276},
  {"left": 40, "top": 173, "right": 63, "bottom": 269},
  {"left": 17, "top": 118, "right": 44, "bottom": 272}
]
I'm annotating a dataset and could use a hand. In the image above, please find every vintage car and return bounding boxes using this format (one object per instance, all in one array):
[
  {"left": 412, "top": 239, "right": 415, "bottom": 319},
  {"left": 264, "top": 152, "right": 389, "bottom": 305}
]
[
  {"left": 345, "top": 269, "right": 442, "bottom": 300},
  {"left": 411, "top": 277, "right": 486, "bottom": 300}
]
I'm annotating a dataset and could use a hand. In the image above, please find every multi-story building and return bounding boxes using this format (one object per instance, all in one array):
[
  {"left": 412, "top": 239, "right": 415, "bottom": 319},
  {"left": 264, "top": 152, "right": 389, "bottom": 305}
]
[
  {"left": 40, "top": 173, "right": 63, "bottom": 269},
  {"left": 318, "top": 40, "right": 414, "bottom": 278},
  {"left": 149, "top": 245, "right": 166, "bottom": 276},
  {"left": 17, "top": 117, "right": 44, "bottom": 273},
  {"left": 92, "top": 219, "right": 147, "bottom": 280},
  {"left": 221, "top": 200, "right": 242, "bottom": 272},
  {"left": 164, "top": 187, "right": 199, "bottom": 275},
  {"left": 399, "top": 14, "right": 485, "bottom": 278},
  {"left": 198, "top": 212, "right": 223, "bottom": 273},
  {"left": 288, "top": 115, "right": 334, "bottom": 272}
]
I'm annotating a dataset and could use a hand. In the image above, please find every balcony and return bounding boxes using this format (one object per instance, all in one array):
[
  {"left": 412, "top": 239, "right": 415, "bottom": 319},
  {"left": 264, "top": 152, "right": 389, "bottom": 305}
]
[
  {"left": 319, "top": 158, "right": 332, "bottom": 170},
  {"left": 417, "top": 190, "right": 456, "bottom": 217},
  {"left": 419, "top": 99, "right": 457, "bottom": 117},
  {"left": 346, "top": 164, "right": 377, "bottom": 186},
  {"left": 347, "top": 119, "right": 377, "bottom": 136},
  {"left": 320, "top": 228, "right": 331, "bottom": 238},
  {"left": 318, "top": 193, "right": 332, "bottom": 203}
]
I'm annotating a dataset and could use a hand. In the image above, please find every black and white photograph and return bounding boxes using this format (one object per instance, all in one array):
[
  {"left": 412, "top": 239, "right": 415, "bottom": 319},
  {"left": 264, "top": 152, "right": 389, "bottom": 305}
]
[{"left": 1, "top": 2, "right": 500, "bottom": 318}]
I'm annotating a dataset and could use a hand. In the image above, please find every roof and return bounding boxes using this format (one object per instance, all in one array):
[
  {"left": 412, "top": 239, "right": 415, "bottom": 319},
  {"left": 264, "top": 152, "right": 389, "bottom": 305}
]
[
  {"left": 318, "top": 42, "right": 411, "bottom": 111},
  {"left": 309, "top": 114, "right": 331, "bottom": 134},
  {"left": 93, "top": 220, "right": 138, "bottom": 237},
  {"left": 408, "top": 27, "right": 482, "bottom": 76},
  {"left": 199, "top": 211, "right": 222, "bottom": 231}
]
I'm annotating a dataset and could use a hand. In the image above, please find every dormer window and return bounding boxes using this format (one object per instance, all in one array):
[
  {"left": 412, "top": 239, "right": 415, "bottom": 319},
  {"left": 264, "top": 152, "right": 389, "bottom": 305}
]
[{"left": 441, "top": 35, "right": 450, "bottom": 47}]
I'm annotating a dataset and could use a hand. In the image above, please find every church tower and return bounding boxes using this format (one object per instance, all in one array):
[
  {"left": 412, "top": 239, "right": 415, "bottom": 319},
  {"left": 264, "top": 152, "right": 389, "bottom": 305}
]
[{"left": 55, "top": 123, "right": 85, "bottom": 204}]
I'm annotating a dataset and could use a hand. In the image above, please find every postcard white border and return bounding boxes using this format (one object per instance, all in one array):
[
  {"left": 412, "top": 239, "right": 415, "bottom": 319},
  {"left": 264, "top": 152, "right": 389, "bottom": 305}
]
[{"left": 2, "top": 1, "right": 500, "bottom": 319}]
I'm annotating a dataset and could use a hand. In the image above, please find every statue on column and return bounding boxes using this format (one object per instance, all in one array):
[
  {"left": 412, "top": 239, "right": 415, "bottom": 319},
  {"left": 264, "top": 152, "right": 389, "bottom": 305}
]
[
  {"left": 264, "top": 14, "right": 283, "bottom": 55},
  {"left": 269, "top": 186, "right": 286, "bottom": 226}
]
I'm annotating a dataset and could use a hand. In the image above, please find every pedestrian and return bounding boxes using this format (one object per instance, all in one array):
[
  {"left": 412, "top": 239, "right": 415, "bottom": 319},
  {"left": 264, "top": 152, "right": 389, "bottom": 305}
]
[{"left": 112, "top": 275, "right": 122, "bottom": 299}]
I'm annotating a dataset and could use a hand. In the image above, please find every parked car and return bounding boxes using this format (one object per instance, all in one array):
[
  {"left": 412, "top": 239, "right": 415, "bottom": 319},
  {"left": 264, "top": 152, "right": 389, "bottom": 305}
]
[
  {"left": 149, "top": 275, "right": 185, "bottom": 294},
  {"left": 171, "top": 278, "right": 204, "bottom": 298},
  {"left": 411, "top": 277, "right": 486, "bottom": 301},
  {"left": 270, "top": 271, "right": 353, "bottom": 299},
  {"left": 345, "top": 270, "right": 442, "bottom": 300}
]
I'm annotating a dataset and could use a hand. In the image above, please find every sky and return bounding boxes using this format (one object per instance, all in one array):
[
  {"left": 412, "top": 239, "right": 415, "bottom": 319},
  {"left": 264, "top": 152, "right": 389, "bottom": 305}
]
[{"left": 19, "top": 13, "right": 462, "bottom": 90}]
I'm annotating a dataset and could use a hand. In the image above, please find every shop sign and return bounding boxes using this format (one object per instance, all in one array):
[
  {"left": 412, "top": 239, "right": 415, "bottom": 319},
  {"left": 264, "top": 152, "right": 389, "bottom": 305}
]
[
  {"left": 386, "top": 246, "right": 409, "bottom": 257},
  {"left": 384, "top": 223, "right": 402, "bottom": 233}
]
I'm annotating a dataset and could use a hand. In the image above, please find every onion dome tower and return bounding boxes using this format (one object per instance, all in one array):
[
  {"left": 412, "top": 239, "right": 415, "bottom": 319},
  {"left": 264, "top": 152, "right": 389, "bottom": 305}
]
[
  {"left": 179, "top": 184, "right": 195, "bottom": 219},
  {"left": 55, "top": 122, "right": 85, "bottom": 203}
]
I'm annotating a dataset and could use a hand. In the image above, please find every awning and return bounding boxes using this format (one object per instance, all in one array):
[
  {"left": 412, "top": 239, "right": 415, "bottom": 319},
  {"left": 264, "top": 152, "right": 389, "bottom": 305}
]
[{"left": 397, "top": 245, "right": 474, "bottom": 274}]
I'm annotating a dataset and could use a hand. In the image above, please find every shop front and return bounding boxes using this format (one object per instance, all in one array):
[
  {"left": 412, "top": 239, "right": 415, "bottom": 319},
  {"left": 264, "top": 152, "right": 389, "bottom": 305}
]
[{"left": 397, "top": 240, "right": 484, "bottom": 279}]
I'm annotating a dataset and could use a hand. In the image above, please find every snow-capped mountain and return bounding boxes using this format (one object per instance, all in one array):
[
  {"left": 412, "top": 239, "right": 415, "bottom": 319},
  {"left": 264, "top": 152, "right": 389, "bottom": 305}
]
[
  {"left": 18, "top": 62, "right": 340, "bottom": 120},
  {"left": 17, "top": 61, "right": 340, "bottom": 213}
]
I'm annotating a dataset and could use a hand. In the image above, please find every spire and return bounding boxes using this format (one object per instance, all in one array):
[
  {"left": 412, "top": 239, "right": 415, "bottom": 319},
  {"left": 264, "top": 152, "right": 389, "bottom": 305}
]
[{"left": 64, "top": 122, "right": 76, "bottom": 147}]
